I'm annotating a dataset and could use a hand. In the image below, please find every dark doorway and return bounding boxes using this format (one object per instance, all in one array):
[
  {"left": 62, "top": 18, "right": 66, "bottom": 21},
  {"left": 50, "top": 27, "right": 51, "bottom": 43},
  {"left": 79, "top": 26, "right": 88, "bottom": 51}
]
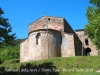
[{"left": 85, "top": 47, "right": 91, "bottom": 55}]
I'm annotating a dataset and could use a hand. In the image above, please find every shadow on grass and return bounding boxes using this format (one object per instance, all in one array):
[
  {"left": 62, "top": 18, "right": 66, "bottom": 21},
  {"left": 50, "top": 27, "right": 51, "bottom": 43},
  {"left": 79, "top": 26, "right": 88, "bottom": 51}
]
[{"left": 0, "top": 62, "right": 59, "bottom": 75}]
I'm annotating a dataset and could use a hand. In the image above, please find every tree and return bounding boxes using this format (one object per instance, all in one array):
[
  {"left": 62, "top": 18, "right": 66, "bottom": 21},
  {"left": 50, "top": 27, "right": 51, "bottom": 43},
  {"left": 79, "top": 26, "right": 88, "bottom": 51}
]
[
  {"left": 85, "top": 0, "right": 100, "bottom": 49},
  {"left": 0, "top": 7, "right": 16, "bottom": 46}
]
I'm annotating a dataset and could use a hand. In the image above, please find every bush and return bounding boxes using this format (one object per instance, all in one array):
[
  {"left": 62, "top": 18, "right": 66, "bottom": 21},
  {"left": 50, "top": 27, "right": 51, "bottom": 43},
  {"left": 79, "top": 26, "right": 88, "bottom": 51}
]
[{"left": 0, "top": 45, "right": 20, "bottom": 63}]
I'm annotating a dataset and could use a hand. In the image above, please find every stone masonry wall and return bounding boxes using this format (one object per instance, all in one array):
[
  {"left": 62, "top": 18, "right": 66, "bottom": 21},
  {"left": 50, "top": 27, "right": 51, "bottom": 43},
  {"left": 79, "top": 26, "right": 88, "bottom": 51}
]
[
  {"left": 74, "top": 35, "right": 82, "bottom": 56},
  {"left": 28, "top": 16, "right": 64, "bottom": 34},
  {"left": 20, "top": 39, "right": 29, "bottom": 62},
  {"left": 20, "top": 16, "right": 85, "bottom": 62},
  {"left": 75, "top": 30, "right": 98, "bottom": 56},
  {"left": 61, "top": 33, "right": 75, "bottom": 57},
  {"left": 20, "top": 30, "right": 62, "bottom": 62}
]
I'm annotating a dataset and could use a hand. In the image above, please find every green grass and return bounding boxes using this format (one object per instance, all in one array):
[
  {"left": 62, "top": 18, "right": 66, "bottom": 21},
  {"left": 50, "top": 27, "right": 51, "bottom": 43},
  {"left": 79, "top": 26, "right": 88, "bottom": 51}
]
[
  {"left": 1, "top": 59, "right": 19, "bottom": 65},
  {"left": 0, "top": 56, "right": 100, "bottom": 75}
]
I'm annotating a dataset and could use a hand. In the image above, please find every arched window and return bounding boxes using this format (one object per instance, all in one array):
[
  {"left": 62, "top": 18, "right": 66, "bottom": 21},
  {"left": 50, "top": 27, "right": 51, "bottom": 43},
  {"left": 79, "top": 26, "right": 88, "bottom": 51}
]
[
  {"left": 85, "top": 38, "right": 89, "bottom": 46},
  {"left": 36, "top": 33, "right": 40, "bottom": 45}
]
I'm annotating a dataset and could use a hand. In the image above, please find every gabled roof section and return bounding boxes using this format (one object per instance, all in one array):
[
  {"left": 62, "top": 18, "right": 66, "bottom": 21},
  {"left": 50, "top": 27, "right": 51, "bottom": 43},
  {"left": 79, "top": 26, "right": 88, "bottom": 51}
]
[
  {"left": 28, "top": 16, "right": 64, "bottom": 26},
  {"left": 28, "top": 16, "right": 64, "bottom": 34}
]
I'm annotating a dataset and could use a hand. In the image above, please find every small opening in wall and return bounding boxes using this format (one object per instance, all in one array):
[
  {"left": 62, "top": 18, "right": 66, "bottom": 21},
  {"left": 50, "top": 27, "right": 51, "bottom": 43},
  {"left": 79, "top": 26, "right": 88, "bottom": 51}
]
[
  {"left": 48, "top": 18, "right": 50, "bottom": 20},
  {"left": 36, "top": 33, "right": 40, "bottom": 45},
  {"left": 85, "top": 38, "right": 89, "bottom": 46},
  {"left": 36, "top": 38, "right": 38, "bottom": 45}
]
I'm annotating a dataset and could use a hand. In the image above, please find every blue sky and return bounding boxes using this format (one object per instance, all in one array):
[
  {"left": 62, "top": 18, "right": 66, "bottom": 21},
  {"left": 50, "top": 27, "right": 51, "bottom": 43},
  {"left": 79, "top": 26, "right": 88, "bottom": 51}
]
[{"left": 0, "top": 0, "right": 90, "bottom": 39}]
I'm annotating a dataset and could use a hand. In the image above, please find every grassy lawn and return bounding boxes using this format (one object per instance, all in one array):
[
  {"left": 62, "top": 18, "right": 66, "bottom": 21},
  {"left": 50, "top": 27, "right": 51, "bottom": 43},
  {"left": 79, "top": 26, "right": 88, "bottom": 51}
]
[{"left": 0, "top": 56, "right": 100, "bottom": 75}]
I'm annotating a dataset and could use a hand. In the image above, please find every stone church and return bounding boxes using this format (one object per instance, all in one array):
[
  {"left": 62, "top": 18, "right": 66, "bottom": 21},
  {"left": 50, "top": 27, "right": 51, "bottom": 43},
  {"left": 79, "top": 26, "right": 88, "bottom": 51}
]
[{"left": 20, "top": 16, "right": 98, "bottom": 62}]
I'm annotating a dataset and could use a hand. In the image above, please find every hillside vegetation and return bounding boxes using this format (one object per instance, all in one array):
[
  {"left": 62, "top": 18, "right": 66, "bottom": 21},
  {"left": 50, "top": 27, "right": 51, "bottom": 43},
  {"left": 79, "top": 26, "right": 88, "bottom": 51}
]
[
  {"left": 0, "top": 56, "right": 100, "bottom": 75},
  {"left": 0, "top": 39, "right": 23, "bottom": 64},
  {"left": 0, "top": 39, "right": 100, "bottom": 75}
]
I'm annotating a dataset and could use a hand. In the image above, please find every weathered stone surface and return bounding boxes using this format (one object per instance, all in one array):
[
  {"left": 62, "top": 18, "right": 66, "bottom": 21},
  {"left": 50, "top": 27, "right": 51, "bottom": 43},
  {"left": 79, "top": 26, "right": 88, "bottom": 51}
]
[
  {"left": 28, "top": 16, "right": 64, "bottom": 34},
  {"left": 20, "top": 16, "right": 98, "bottom": 62},
  {"left": 75, "top": 30, "right": 98, "bottom": 56},
  {"left": 61, "top": 33, "right": 75, "bottom": 57},
  {"left": 20, "top": 39, "right": 29, "bottom": 62},
  {"left": 20, "top": 30, "right": 62, "bottom": 62}
]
